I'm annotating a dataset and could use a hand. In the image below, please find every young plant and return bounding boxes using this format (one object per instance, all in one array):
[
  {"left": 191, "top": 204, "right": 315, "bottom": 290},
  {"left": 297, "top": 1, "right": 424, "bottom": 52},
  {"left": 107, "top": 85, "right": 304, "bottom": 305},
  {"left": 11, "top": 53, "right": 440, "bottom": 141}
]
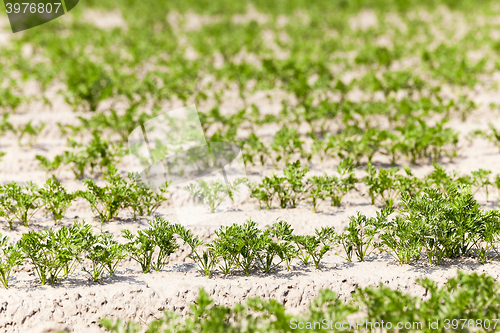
[
  {"left": 264, "top": 174, "right": 290, "bottom": 209},
  {"left": 362, "top": 163, "right": 378, "bottom": 206},
  {"left": 293, "top": 235, "right": 312, "bottom": 266},
  {"left": 247, "top": 177, "right": 275, "bottom": 210},
  {"left": 307, "top": 174, "right": 331, "bottom": 213},
  {"left": 82, "top": 232, "right": 127, "bottom": 282},
  {"left": 489, "top": 213, "right": 500, "bottom": 260},
  {"left": 331, "top": 127, "right": 381, "bottom": 166},
  {"left": 269, "top": 220, "right": 298, "bottom": 271},
  {"left": 0, "top": 234, "right": 23, "bottom": 288},
  {"left": 82, "top": 232, "right": 111, "bottom": 283},
  {"left": 77, "top": 166, "right": 130, "bottom": 223},
  {"left": 62, "top": 132, "right": 125, "bottom": 179},
  {"left": 55, "top": 221, "right": 93, "bottom": 278},
  {"left": 329, "top": 158, "right": 357, "bottom": 207},
  {"left": 184, "top": 177, "right": 246, "bottom": 213},
  {"left": 35, "top": 155, "right": 63, "bottom": 176},
  {"left": 255, "top": 228, "right": 291, "bottom": 274},
  {"left": 480, "top": 123, "right": 500, "bottom": 153},
  {"left": 63, "top": 57, "right": 113, "bottom": 111},
  {"left": 271, "top": 128, "right": 306, "bottom": 166},
  {"left": 257, "top": 241, "right": 287, "bottom": 274},
  {"left": 0, "top": 191, "right": 16, "bottom": 229},
  {"left": 57, "top": 122, "right": 83, "bottom": 138},
  {"left": 396, "top": 118, "right": 458, "bottom": 164},
  {"left": 424, "top": 163, "right": 456, "bottom": 192},
  {"left": 77, "top": 104, "right": 154, "bottom": 141},
  {"left": 293, "top": 228, "right": 334, "bottom": 269},
  {"left": 396, "top": 166, "right": 425, "bottom": 197},
  {"left": 0, "top": 113, "right": 14, "bottom": 135},
  {"left": 362, "top": 163, "right": 403, "bottom": 208},
  {"left": 249, "top": 160, "right": 310, "bottom": 209},
  {"left": 100, "top": 318, "right": 142, "bottom": 333},
  {"left": 292, "top": 235, "right": 330, "bottom": 269},
  {"left": 126, "top": 173, "right": 170, "bottom": 219},
  {"left": 337, "top": 209, "right": 390, "bottom": 262},
  {"left": 471, "top": 169, "right": 492, "bottom": 201},
  {"left": 398, "top": 186, "right": 485, "bottom": 265},
  {"left": 100, "top": 233, "right": 128, "bottom": 276},
  {"left": 147, "top": 216, "right": 179, "bottom": 271},
  {"left": 122, "top": 217, "right": 177, "bottom": 273},
  {"left": 495, "top": 175, "right": 500, "bottom": 200},
  {"left": 15, "top": 120, "right": 45, "bottom": 146},
  {"left": 470, "top": 210, "right": 500, "bottom": 264},
  {"left": 235, "top": 220, "right": 267, "bottom": 274},
  {"left": 210, "top": 220, "right": 267, "bottom": 275},
  {"left": 0, "top": 181, "right": 43, "bottom": 228},
  {"left": 18, "top": 224, "right": 86, "bottom": 285},
  {"left": 241, "top": 132, "right": 270, "bottom": 168},
  {"left": 38, "top": 177, "right": 74, "bottom": 224},
  {"left": 175, "top": 225, "right": 218, "bottom": 277},
  {"left": 283, "top": 160, "right": 310, "bottom": 208},
  {"left": 210, "top": 224, "right": 242, "bottom": 276},
  {"left": 377, "top": 215, "right": 422, "bottom": 265},
  {"left": 122, "top": 229, "right": 156, "bottom": 274}
]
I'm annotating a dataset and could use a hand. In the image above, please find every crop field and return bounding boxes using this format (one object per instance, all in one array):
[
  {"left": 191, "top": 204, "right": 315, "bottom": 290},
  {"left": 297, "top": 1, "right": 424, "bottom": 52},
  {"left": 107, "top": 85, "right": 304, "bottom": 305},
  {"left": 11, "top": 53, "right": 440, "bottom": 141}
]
[{"left": 4, "top": 0, "right": 500, "bottom": 332}]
